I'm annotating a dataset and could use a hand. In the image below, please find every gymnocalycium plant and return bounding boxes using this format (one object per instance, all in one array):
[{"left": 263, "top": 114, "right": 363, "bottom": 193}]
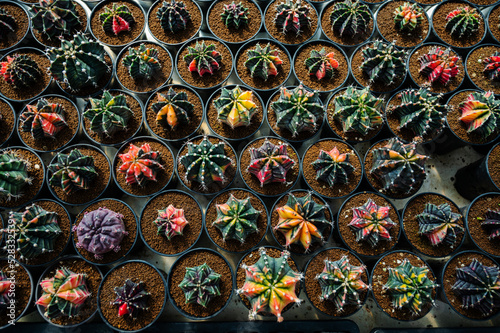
[
  {"left": 483, "top": 52, "right": 500, "bottom": 82},
  {"left": 0, "top": 151, "right": 31, "bottom": 201},
  {"left": 304, "top": 48, "right": 339, "bottom": 81},
  {"left": 214, "top": 86, "right": 258, "bottom": 129},
  {"left": 100, "top": 3, "right": 135, "bottom": 36},
  {"left": 245, "top": 43, "right": 283, "bottom": 81},
  {"left": 482, "top": 209, "right": 500, "bottom": 239},
  {"left": 393, "top": 2, "right": 424, "bottom": 31},
  {"left": 0, "top": 271, "right": 12, "bottom": 310},
  {"left": 418, "top": 46, "right": 460, "bottom": 86},
  {"left": 416, "top": 203, "right": 464, "bottom": 247},
  {"left": 445, "top": 6, "right": 480, "bottom": 39},
  {"left": 178, "top": 263, "right": 221, "bottom": 307},
  {"left": 0, "top": 54, "right": 42, "bottom": 89},
  {"left": 152, "top": 88, "right": 194, "bottom": 131},
  {"left": 459, "top": 91, "right": 500, "bottom": 140},
  {"left": 20, "top": 98, "right": 67, "bottom": 139},
  {"left": 157, "top": 0, "right": 191, "bottom": 33},
  {"left": 118, "top": 143, "right": 164, "bottom": 187},
  {"left": 330, "top": 0, "right": 371, "bottom": 38},
  {"left": 360, "top": 40, "right": 407, "bottom": 86},
  {"left": 122, "top": 44, "right": 161, "bottom": 81},
  {"left": 83, "top": 91, "right": 133, "bottom": 137},
  {"left": 30, "top": 0, "right": 81, "bottom": 41},
  {"left": 153, "top": 204, "right": 189, "bottom": 240},
  {"left": 311, "top": 147, "right": 355, "bottom": 187},
  {"left": 184, "top": 41, "right": 222, "bottom": 76},
  {"left": 275, "top": 0, "right": 311, "bottom": 36},
  {"left": 112, "top": 279, "right": 150, "bottom": 318},
  {"left": 221, "top": 1, "right": 249, "bottom": 29},
  {"left": 0, "top": 8, "right": 16, "bottom": 40}
]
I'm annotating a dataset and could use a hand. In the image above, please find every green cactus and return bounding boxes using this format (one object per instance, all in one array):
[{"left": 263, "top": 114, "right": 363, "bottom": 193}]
[
  {"left": 30, "top": 0, "right": 81, "bottom": 40},
  {"left": 304, "top": 48, "right": 339, "bottom": 81},
  {"left": 361, "top": 40, "right": 407, "bottom": 86},
  {"left": 221, "top": 1, "right": 249, "bottom": 29},
  {"left": 311, "top": 146, "right": 355, "bottom": 187},
  {"left": 0, "top": 54, "right": 42, "bottom": 89},
  {"left": 0, "top": 8, "right": 16, "bottom": 40},
  {"left": 83, "top": 91, "right": 133, "bottom": 137},
  {"left": 0, "top": 151, "right": 32, "bottom": 202},
  {"left": 329, "top": 0, "right": 371, "bottom": 38},
  {"left": 244, "top": 43, "right": 283, "bottom": 81},
  {"left": 275, "top": 0, "right": 311, "bottom": 36},
  {"left": 122, "top": 44, "right": 161, "bottom": 81},
  {"left": 214, "top": 86, "right": 258, "bottom": 129},
  {"left": 183, "top": 41, "right": 222, "bottom": 76},
  {"left": 445, "top": 6, "right": 480, "bottom": 39},
  {"left": 178, "top": 263, "right": 221, "bottom": 307},
  {"left": 156, "top": 0, "right": 191, "bottom": 33}
]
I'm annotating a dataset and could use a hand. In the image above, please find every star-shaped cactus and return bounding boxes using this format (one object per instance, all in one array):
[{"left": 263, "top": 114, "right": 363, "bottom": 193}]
[
  {"left": 416, "top": 202, "right": 464, "bottom": 247},
  {"left": 178, "top": 263, "right": 221, "bottom": 308},
  {"left": 247, "top": 140, "right": 295, "bottom": 187},
  {"left": 183, "top": 41, "right": 222, "bottom": 76},
  {"left": 152, "top": 88, "right": 194, "bottom": 131},
  {"left": 153, "top": 204, "right": 188, "bottom": 240},
  {"left": 418, "top": 46, "right": 460, "bottom": 86},
  {"left": 118, "top": 143, "right": 165, "bottom": 187},
  {"left": 20, "top": 98, "right": 67, "bottom": 139},
  {"left": 459, "top": 91, "right": 500, "bottom": 140},
  {"left": 214, "top": 86, "right": 258, "bottom": 129},
  {"left": 112, "top": 279, "right": 150, "bottom": 318},
  {"left": 274, "top": 0, "right": 311, "bottom": 36},
  {"left": 481, "top": 209, "right": 500, "bottom": 240},
  {"left": 304, "top": 48, "right": 339, "bottom": 81},
  {"left": 311, "top": 146, "right": 355, "bottom": 187},
  {"left": 244, "top": 43, "right": 283, "bottom": 81}
]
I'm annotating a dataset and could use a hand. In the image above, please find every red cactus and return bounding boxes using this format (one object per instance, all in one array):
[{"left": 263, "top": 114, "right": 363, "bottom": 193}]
[
  {"left": 118, "top": 143, "right": 165, "bottom": 187},
  {"left": 418, "top": 47, "right": 460, "bottom": 85}
]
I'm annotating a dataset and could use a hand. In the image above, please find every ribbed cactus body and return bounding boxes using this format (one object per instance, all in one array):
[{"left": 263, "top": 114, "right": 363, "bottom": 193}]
[
  {"left": 0, "top": 151, "right": 32, "bottom": 201},
  {"left": 0, "top": 8, "right": 16, "bottom": 39},
  {"left": 118, "top": 143, "right": 164, "bottom": 186},
  {"left": 0, "top": 271, "right": 12, "bottom": 310},
  {"left": 157, "top": 0, "right": 191, "bottom": 33},
  {"left": 417, "top": 202, "right": 464, "bottom": 247},
  {"left": 247, "top": 140, "right": 295, "bottom": 187},
  {"left": 329, "top": 0, "right": 371, "bottom": 37},
  {"left": 20, "top": 98, "right": 67, "bottom": 139},
  {"left": 153, "top": 204, "right": 188, "bottom": 240},
  {"left": 112, "top": 279, "right": 150, "bottom": 318},
  {"left": 361, "top": 40, "right": 407, "bottom": 86},
  {"left": 304, "top": 48, "right": 339, "bottom": 81},
  {"left": 445, "top": 6, "right": 480, "bottom": 39},
  {"left": 214, "top": 86, "right": 257, "bottom": 129},
  {"left": 482, "top": 209, "right": 500, "bottom": 240},
  {"left": 84, "top": 91, "right": 133, "bottom": 137},
  {"left": 275, "top": 0, "right": 311, "bottom": 36},
  {"left": 152, "top": 88, "right": 193, "bottom": 131},
  {"left": 244, "top": 43, "right": 283, "bottom": 81},
  {"left": 0, "top": 54, "right": 42, "bottom": 89},
  {"left": 459, "top": 91, "right": 500, "bottom": 140},
  {"left": 178, "top": 263, "right": 221, "bottom": 307},
  {"left": 311, "top": 146, "right": 355, "bottom": 187},
  {"left": 100, "top": 3, "right": 135, "bottom": 36},
  {"left": 213, "top": 194, "right": 260, "bottom": 243},
  {"left": 483, "top": 52, "right": 500, "bottom": 81},
  {"left": 183, "top": 41, "right": 222, "bottom": 76},
  {"left": 30, "top": 0, "right": 81, "bottom": 40},
  {"left": 221, "top": 1, "right": 248, "bottom": 29},
  {"left": 393, "top": 2, "right": 424, "bottom": 31},
  {"left": 418, "top": 46, "right": 460, "bottom": 86},
  {"left": 122, "top": 44, "right": 161, "bottom": 81}
]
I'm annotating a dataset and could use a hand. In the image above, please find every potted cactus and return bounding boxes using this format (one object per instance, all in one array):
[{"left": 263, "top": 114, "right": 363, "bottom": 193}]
[
  {"left": 466, "top": 44, "right": 500, "bottom": 95},
  {"left": 0, "top": 97, "right": 15, "bottom": 147},
  {"left": 488, "top": 3, "right": 500, "bottom": 44},
  {"left": 0, "top": 0, "right": 30, "bottom": 53}
]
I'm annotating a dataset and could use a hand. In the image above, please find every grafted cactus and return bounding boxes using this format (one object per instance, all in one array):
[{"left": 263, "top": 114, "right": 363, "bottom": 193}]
[
  {"left": 237, "top": 247, "right": 303, "bottom": 322},
  {"left": 416, "top": 202, "right": 464, "bottom": 247},
  {"left": 361, "top": 40, "right": 407, "bottom": 86},
  {"left": 112, "top": 279, "right": 150, "bottom": 318},
  {"left": 0, "top": 8, "right": 16, "bottom": 39},
  {"left": 245, "top": 43, "right": 283, "bottom": 81},
  {"left": 483, "top": 52, "right": 500, "bottom": 82},
  {"left": 0, "top": 271, "right": 12, "bottom": 310},
  {"left": 329, "top": 0, "right": 371, "bottom": 38},
  {"left": 418, "top": 46, "right": 460, "bottom": 86},
  {"left": 311, "top": 147, "right": 355, "bottom": 187},
  {"left": 118, "top": 143, "right": 164, "bottom": 187},
  {"left": 445, "top": 6, "right": 480, "bottom": 39},
  {"left": 459, "top": 91, "right": 500, "bottom": 140},
  {"left": 0, "top": 151, "right": 32, "bottom": 201},
  {"left": 275, "top": 0, "right": 311, "bottom": 36},
  {"left": 482, "top": 209, "right": 500, "bottom": 239},
  {"left": 221, "top": 1, "right": 248, "bottom": 29},
  {"left": 178, "top": 263, "right": 221, "bottom": 307},
  {"left": 152, "top": 88, "right": 193, "bottom": 131},
  {"left": 153, "top": 204, "right": 188, "bottom": 240},
  {"left": 157, "top": 0, "right": 191, "bottom": 33},
  {"left": 393, "top": 2, "right": 424, "bottom": 31},
  {"left": 304, "top": 48, "right": 339, "bottom": 81},
  {"left": 20, "top": 98, "right": 67, "bottom": 139},
  {"left": 0, "top": 54, "right": 42, "bottom": 89},
  {"left": 247, "top": 140, "right": 295, "bottom": 187},
  {"left": 122, "top": 44, "right": 161, "bottom": 81},
  {"left": 30, "top": 0, "right": 81, "bottom": 40},
  {"left": 183, "top": 41, "right": 222, "bottom": 76},
  {"left": 275, "top": 192, "right": 331, "bottom": 252},
  {"left": 214, "top": 86, "right": 257, "bottom": 129},
  {"left": 83, "top": 91, "right": 133, "bottom": 137},
  {"left": 100, "top": 3, "right": 135, "bottom": 36}
]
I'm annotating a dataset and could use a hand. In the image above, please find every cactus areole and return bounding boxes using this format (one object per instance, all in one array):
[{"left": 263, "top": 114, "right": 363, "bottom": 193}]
[
  {"left": 247, "top": 140, "right": 295, "bottom": 187},
  {"left": 112, "top": 279, "right": 150, "bottom": 318}
]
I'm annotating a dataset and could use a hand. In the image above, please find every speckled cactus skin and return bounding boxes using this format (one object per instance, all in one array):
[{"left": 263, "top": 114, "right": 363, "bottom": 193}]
[
  {"left": 83, "top": 91, "right": 133, "bottom": 137},
  {"left": 20, "top": 98, "right": 67, "bottom": 139},
  {"left": 157, "top": 0, "right": 191, "bottom": 33},
  {"left": 178, "top": 263, "right": 221, "bottom": 307},
  {"left": 0, "top": 151, "right": 32, "bottom": 202},
  {"left": 274, "top": 0, "right": 311, "bottom": 36},
  {"left": 360, "top": 40, "right": 407, "bottom": 86},
  {"left": 112, "top": 279, "right": 150, "bottom": 318},
  {"left": 30, "top": 0, "right": 81, "bottom": 40}
]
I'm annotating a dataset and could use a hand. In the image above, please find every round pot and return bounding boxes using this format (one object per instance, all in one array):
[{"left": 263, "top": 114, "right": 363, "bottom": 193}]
[
  {"left": 0, "top": 97, "right": 16, "bottom": 148},
  {"left": 465, "top": 43, "right": 500, "bottom": 95},
  {"left": 467, "top": 0, "right": 498, "bottom": 6},
  {"left": 0, "top": 0, "right": 31, "bottom": 53},
  {"left": 487, "top": 2, "right": 500, "bottom": 44},
  {"left": 466, "top": 192, "right": 500, "bottom": 258}
]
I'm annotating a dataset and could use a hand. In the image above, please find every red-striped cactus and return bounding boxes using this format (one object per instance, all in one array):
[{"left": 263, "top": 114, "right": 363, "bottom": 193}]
[
  {"left": 416, "top": 203, "right": 464, "bottom": 247},
  {"left": 118, "top": 143, "right": 165, "bottom": 187},
  {"left": 418, "top": 46, "right": 460, "bottom": 86},
  {"left": 112, "top": 279, "right": 150, "bottom": 318},
  {"left": 304, "top": 48, "right": 339, "bottom": 81},
  {"left": 483, "top": 52, "right": 500, "bottom": 82},
  {"left": 275, "top": 0, "right": 311, "bottom": 36},
  {"left": 30, "top": 0, "right": 81, "bottom": 40},
  {"left": 459, "top": 91, "right": 500, "bottom": 140},
  {"left": 183, "top": 41, "right": 222, "bottom": 76},
  {"left": 153, "top": 204, "right": 188, "bottom": 240},
  {"left": 221, "top": 1, "right": 249, "bottom": 29},
  {"left": 393, "top": 2, "right": 424, "bottom": 31},
  {"left": 445, "top": 6, "right": 480, "bottom": 39},
  {"left": 100, "top": 3, "right": 135, "bottom": 36},
  {"left": 20, "top": 98, "right": 67, "bottom": 139},
  {"left": 0, "top": 54, "right": 42, "bottom": 89},
  {"left": 247, "top": 140, "right": 295, "bottom": 187}
]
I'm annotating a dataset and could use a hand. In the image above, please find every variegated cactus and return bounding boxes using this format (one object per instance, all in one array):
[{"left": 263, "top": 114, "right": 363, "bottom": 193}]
[
  {"left": 0, "top": 151, "right": 31, "bottom": 201},
  {"left": 20, "top": 98, "right": 67, "bottom": 139},
  {"left": 178, "top": 263, "right": 221, "bottom": 307},
  {"left": 152, "top": 88, "right": 194, "bottom": 131},
  {"left": 100, "top": 3, "right": 135, "bottom": 36},
  {"left": 247, "top": 140, "right": 295, "bottom": 187},
  {"left": 417, "top": 203, "right": 464, "bottom": 247},
  {"left": 214, "top": 86, "right": 257, "bottom": 129},
  {"left": 122, "top": 44, "right": 161, "bottom": 81},
  {"left": 418, "top": 46, "right": 460, "bottom": 86},
  {"left": 445, "top": 6, "right": 480, "bottom": 39},
  {"left": 274, "top": 0, "right": 311, "bottom": 36},
  {"left": 483, "top": 52, "right": 500, "bottom": 81},
  {"left": 118, "top": 143, "right": 164, "bottom": 187},
  {"left": 459, "top": 91, "right": 500, "bottom": 140},
  {"left": 0, "top": 8, "right": 16, "bottom": 40},
  {"left": 393, "top": 2, "right": 424, "bottom": 31},
  {"left": 0, "top": 54, "right": 42, "bottom": 89},
  {"left": 157, "top": 0, "right": 191, "bottom": 33},
  {"left": 245, "top": 43, "right": 283, "bottom": 81},
  {"left": 329, "top": 0, "right": 371, "bottom": 38},
  {"left": 304, "top": 48, "right": 339, "bottom": 81},
  {"left": 0, "top": 271, "right": 12, "bottom": 310},
  {"left": 153, "top": 204, "right": 188, "bottom": 240},
  {"left": 112, "top": 279, "right": 150, "bottom": 318},
  {"left": 183, "top": 41, "right": 222, "bottom": 76},
  {"left": 30, "top": 0, "right": 81, "bottom": 40},
  {"left": 360, "top": 40, "right": 407, "bottom": 86},
  {"left": 83, "top": 91, "right": 133, "bottom": 137},
  {"left": 482, "top": 209, "right": 500, "bottom": 240},
  {"left": 221, "top": 1, "right": 249, "bottom": 29},
  {"left": 311, "top": 147, "right": 355, "bottom": 187}
]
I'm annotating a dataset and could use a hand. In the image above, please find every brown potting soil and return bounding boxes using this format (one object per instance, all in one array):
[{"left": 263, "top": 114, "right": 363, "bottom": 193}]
[
  {"left": 403, "top": 193, "right": 464, "bottom": 257},
  {"left": 0, "top": 99, "right": 14, "bottom": 146},
  {"left": 19, "top": 96, "right": 79, "bottom": 152},
  {"left": 466, "top": 45, "right": 500, "bottom": 94},
  {"left": 0, "top": 261, "right": 31, "bottom": 326},
  {"left": 302, "top": 139, "right": 362, "bottom": 198},
  {"left": 205, "top": 189, "right": 267, "bottom": 252},
  {"left": 50, "top": 146, "right": 109, "bottom": 205},
  {"left": 305, "top": 248, "right": 368, "bottom": 317},
  {"left": 488, "top": 5, "right": 500, "bottom": 43},
  {"left": 293, "top": 42, "right": 348, "bottom": 92},
  {"left": 338, "top": 192, "right": 400, "bottom": 257},
  {"left": 99, "top": 262, "right": 165, "bottom": 331},
  {"left": 467, "top": 193, "right": 500, "bottom": 257},
  {"left": 116, "top": 42, "right": 172, "bottom": 93},
  {"left": 90, "top": 1, "right": 145, "bottom": 46},
  {"left": 469, "top": 0, "right": 498, "bottom": 4},
  {"left": 236, "top": 41, "right": 291, "bottom": 90},
  {"left": 141, "top": 191, "right": 203, "bottom": 255},
  {"left": 414, "top": 0, "right": 441, "bottom": 4},
  {"left": 488, "top": 144, "right": 500, "bottom": 190},
  {"left": 169, "top": 250, "right": 232, "bottom": 318},
  {"left": 372, "top": 251, "right": 436, "bottom": 321},
  {"left": 145, "top": 86, "right": 203, "bottom": 141},
  {"left": 0, "top": 3, "right": 29, "bottom": 50},
  {"left": 115, "top": 139, "right": 174, "bottom": 196},
  {"left": 240, "top": 137, "right": 299, "bottom": 196}
]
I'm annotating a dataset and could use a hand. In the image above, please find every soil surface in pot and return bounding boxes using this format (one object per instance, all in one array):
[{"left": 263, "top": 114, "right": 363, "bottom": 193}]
[
  {"left": 469, "top": 0, "right": 498, "bottom": 4},
  {"left": 489, "top": 144, "right": 500, "bottom": 191},
  {"left": 0, "top": 99, "right": 14, "bottom": 146},
  {"left": 99, "top": 262, "right": 165, "bottom": 331},
  {"left": 141, "top": 191, "right": 202, "bottom": 255},
  {"left": 0, "top": 3, "right": 29, "bottom": 50},
  {"left": 467, "top": 45, "right": 500, "bottom": 94},
  {"left": 338, "top": 192, "right": 400, "bottom": 257},
  {"left": 489, "top": 5, "right": 500, "bottom": 43},
  {"left": 414, "top": 0, "right": 440, "bottom": 4},
  {"left": 467, "top": 193, "right": 500, "bottom": 257},
  {"left": 0, "top": 261, "right": 31, "bottom": 327}
]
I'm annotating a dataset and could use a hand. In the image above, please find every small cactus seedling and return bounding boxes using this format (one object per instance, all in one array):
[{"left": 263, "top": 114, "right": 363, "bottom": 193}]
[
  {"left": 83, "top": 91, "right": 133, "bottom": 137},
  {"left": 275, "top": 192, "right": 331, "bottom": 252},
  {"left": 0, "top": 8, "right": 16, "bottom": 39},
  {"left": 459, "top": 91, "right": 500, "bottom": 140},
  {"left": 157, "top": 0, "right": 191, "bottom": 33},
  {"left": 311, "top": 147, "right": 355, "bottom": 187},
  {"left": 48, "top": 148, "right": 98, "bottom": 195},
  {"left": 244, "top": 43, "right": 283, "bottom": 81},
  {"left": 20, "top": 98, "right": 67, "bottom": 140},
  {"left": 271, "top": 85, "right": 324, "bottom": 137},
  {"left": 304, "top": 48, "right": 339, "bottom": 81},
  {"left": 47, "top": 32, "right": 110, "bottom": 92},
  {"left": 393, "top": 2, "right": 424, "bottom": 31},
  {"left": 183, "top": 41, "right": 222, "bottom": 76},
  {"left": 348, "top": 198, "right": 397, "bottom": 248},
  {"left": 100, "top": 3, "right": 135, "bottom": 36},
  {"left": 329, "top": 0, "right": 371, "bottom": 38},
  {"left": 361, "top": 40, "right": 407, "bottom": 86},
  {"left": 383, "top": 259, "right": 438, "bottom": 315},
  {"left": 153, "top": 204, "right": 188, "bottom": 240},
  {"left": 73, "top": 207, "right": 128, "bottom": 260},
  {"left": 0, "top": 151, "right": 32, "bottom": 201},
  {"left": 482, "top": 209, "right": 500, "bottom": 239},
  {"left": 213, "top": 194, "right": 260, "bottom": 243},
  {"left": 418, "top": 46, "right": 460, "bottom": 86},
  {"left": 417, "top": 203, "right": 464, "bottom": 247},
  {"left": 152, "top": 88, "right": 193, "bottom": 131},
  {"left": 370, "top": 138, "right": 428, "bottom": 195},
  {"left": 122, "top": 44, "right": 161, "bottom": 81},
  {"left": 247, "top": 140, "right": 295, "bottom": 187},
  {"left": 178, "top": 263, "right": 221, "bottom": 308},
  {"left": 118, "top": 143, "right": 164, "bottom": 187},
  {"left": 316, "top": 255, "right": 369, "bottom": 311},
  {"left": 237, "top": 247, "right": 303, "bottom": 322},
  {"left": 221, "top": 1, "right": 249, "bottom": 29},
  {"left": 112, "top": 279, "right": 150, "bottom": 318},
  {"left": 30, "top": 0, "right": 81, "bottom": 40},
  {"left": 0, "top": 54, "right": 42, "bottom": 89},
  {"left": 36, "top": 267, "right": 91, "bottom": 319},
  {"left": 179, "top": 137, "right": 232, "bottom": 190},
  {"left": 0, "top": 271, "right": 12, "bottom": 310},
  {"left": 452, "top": 259, "right": 500, "bottom": 316},
  {"left": 8, "top": 204, "right": 61, "bottom": 260},
  {"left": 214, "top": 86, "right": 257, "bottom": 129},
  {"left": 275, "top": 0, "right": 311, "bottom": 36},
  {"left": 483, "top": 52, "right": 500, "bottom": 82},
  {"left": 390, "top": 88, "right": 448, "bottom": 138},
  {"left": 332, "top": 86, "right": 384, "bottom": 136},
  {"left": 445, "top": 6, "right": 480, "bottom": 39}
]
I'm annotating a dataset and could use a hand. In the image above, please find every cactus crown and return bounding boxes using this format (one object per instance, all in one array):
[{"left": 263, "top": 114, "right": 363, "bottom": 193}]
[
  {"left": 154, "top": 204, "right": 188, "bottom": 240},
  {"left": 275, "top": 0, "right": 311, "bottom": 36},
  {"left": 178, "top": 263, "right": 221, "bottom": 308},
  {"left": 157, "top": 0, "right": 191, "bottom": 33},
  {"left": 459, "top": 91, "right": 500, "bottom": 140},
  {"left": 383, "top": 259, "right": 438, "bottom": 315},
  {"left": 482, "top": 209, "right": 500, "bottom": 240},
  {"left": 36, "top": 267, "right": 91, "bottom": 319},
  {"left": 393, "top": 2, "right": 424, "bottom": 31},
  {"left": 152, "top": 88, "right": 193, "bottom": 131},
  {"left": 118, "top": 143, "right": 164, "bottom": 187},
  {"left": 483, "top": 52, "right": 500, "bottom": 82},
  {"left": 237, "top": 247, "right": 303, "bottom": 322},
  {"left": 221, "top": 1, "right": 249, "bottom": 29},
  {"left": 370, "top": 138, "right": 428, "bottom": 195},
  {"left": 214, "top": 86, "right": 258, "bottom": 129},
  {"left": 213, "top": 194, "right": 261, "bottom": 243},
  {"left": 183, "top": 41, "right": 222, "bottom": 76},
  {"left": 416, "top": 202, "right": 464, "bottom": 247},
  {"left": 47, "top": 32, "right": 110, "bottom": 92},
  {"left": 445, "top": 6, "right": 480, "bottom": 39},
  {"left": 418, "top": 46, "right": 460, "bottom": 86},
  {"left": 30, "top": 0, "right": 80, "bottom": 40},
  {"left": 361, "top": 40, "right": 407, "bottom": 86},
  {"left": 21, "top": 98, "right": 68, "bottom": 139},
  {"left": 84, "top": 91, "right": 133, "bottom": 137},
  {"left": 311, "top": 146, "right": 355, "bottom": 187},
  {"left": 247, "top": 140, "right": 295, "bottom": 187},
  {"left": 245, "top": 43, "right": 283, "bottom": 81},
  {"left": 332, "top": 86, "right": 384, "bottom": 136},
  {"left": 0, "top": 54, "right": 42, "bottom": 89},
  {"left": 0, "top": 8, "right": 16, "bottom": 39},
  {"left": 316, "top": 255, "right": 369, "bottom": 311},
  {"left": 99, "top": 3, "right": 135, "bottom": 36},
  {"left": 122, "top": 44, "right": 161, "bottom": 81},
  {"left": 275, "top": 192, "right": 331, "bottom": 252},
  {"left": 0, "top": 271, "right": 12, "bottom": 311},
  {"left": 452, "top": 259, "right": 500, "bottom": 316},
  {"left": 0, "top": 151, "right": 32, "bottom": 201},
  {"left": 48, "top": 148, "right": 98, "bottom": 195},
  {"left": 112, "top": 279, "right": 150, "bottom": 318},
  {"left": 305, "top": 48, "right": 339, "bottom": 81},
  {"left": 73, "top": 207, "right": 128, "bottom": 260},
  {"left": 330, "top": 0, "right": 371, "bottom": 38}
]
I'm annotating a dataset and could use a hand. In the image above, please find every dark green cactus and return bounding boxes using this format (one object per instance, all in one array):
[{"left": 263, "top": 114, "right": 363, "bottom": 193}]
[
  {"left": 183, "top": 41, "right": 222, "bottom": 76},
  {"left": 156, "top": 0, "right": 191, "bottom": 33},
  {"left": 214, "top": 85, "right": 258, "bottom": 129},
  {"left": 0, "top": 8, "right": 16, "bottom": 40},
  {"left": 83, "top": 91, "right": 133, "bottom": 137},
  {"left": 329, "top": 0, "right": 371, "bottom": 38},
  {"left": 112, "top": 279, "right": 150, "bottom": 318},
  {"left": 311, "top": 146, "right": 355, "bottom": 187},
  {"left": 244, "top": 43, "right": 283, "bottom": 81},
  {"left": 445, "top": 6, "right": 480, "bottom": 39},
  {"left": 304, "top": 48, "right": 339, "bottom": 81},
  {"left": 0, "top": 151, "right": 32, "bottom": 201},
  {"left": 0, "top": 54, "right": 42, "bottom": 89},
  {"left": 361, "top": 40, "right": 407, "bottom": 86},
  {"left": 122, "top": 44, "right": 161, "bottom": 81},
  {"left": 221, "top": 1, "right": 249, "bottom": 29},
  {"left": 459, "top": 91, "right": 500, "bottom": 140},
  {"left": 178, "top": 263, "right": 221, "bottom": 307},
  {"left": 100, "top": 3, "right": 135, "bottom": 36},
  {"left": 275, "top": 0, "right": 312, "bottom": 36},
  {"left": 152, "top": 87, "right": 194, "bottom": 131},
  {"left": 30, "top": 0, "right": 81, "bottom": 40}
]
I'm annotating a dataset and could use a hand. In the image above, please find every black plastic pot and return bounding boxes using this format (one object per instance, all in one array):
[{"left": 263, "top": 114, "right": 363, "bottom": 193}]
[
  {"left": 0, "top": 96, "right": 16, "bottom": 148},
  {"left": 0, "top": 0, "right": 31, "bottom": 53},
  {"left": 466, "top": 192, "right": 500, "bottom": 259}
]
